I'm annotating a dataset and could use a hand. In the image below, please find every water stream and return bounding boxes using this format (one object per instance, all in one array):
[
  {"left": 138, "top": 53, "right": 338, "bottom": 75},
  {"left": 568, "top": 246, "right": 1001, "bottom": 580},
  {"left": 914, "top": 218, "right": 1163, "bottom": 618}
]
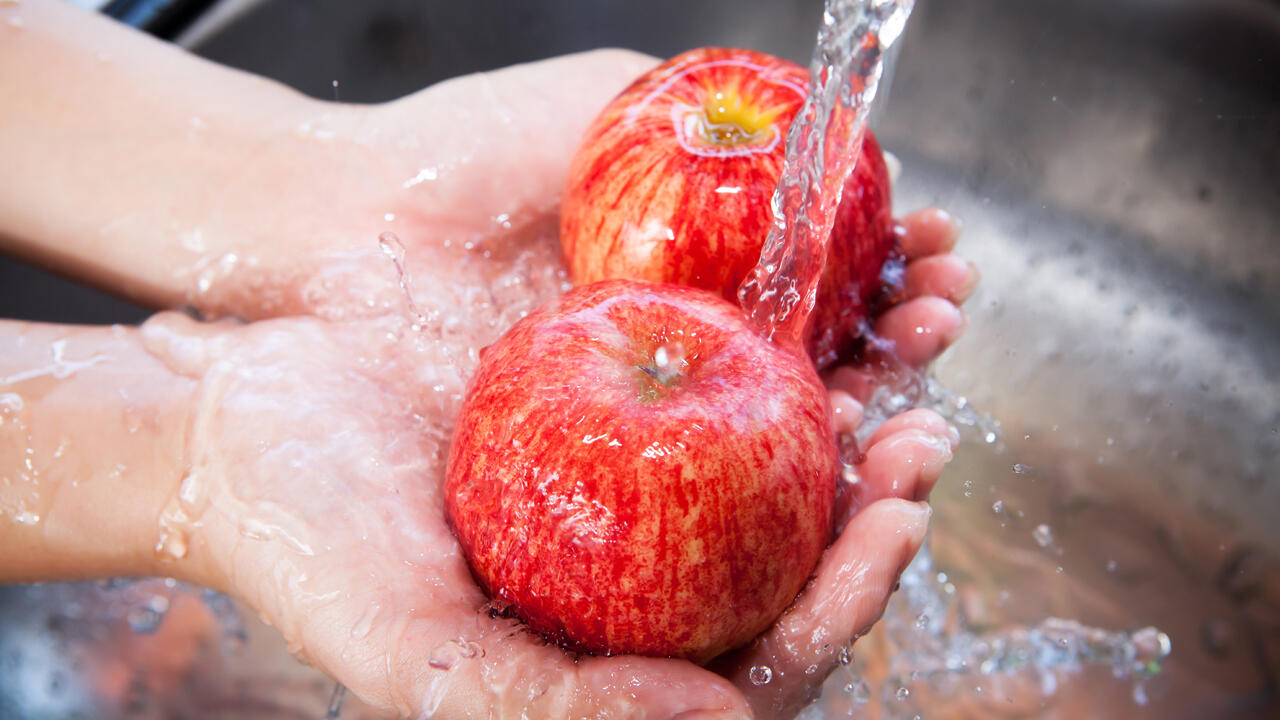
[{"left": 739, "top": 0, "right": 912, "bottom": 346}]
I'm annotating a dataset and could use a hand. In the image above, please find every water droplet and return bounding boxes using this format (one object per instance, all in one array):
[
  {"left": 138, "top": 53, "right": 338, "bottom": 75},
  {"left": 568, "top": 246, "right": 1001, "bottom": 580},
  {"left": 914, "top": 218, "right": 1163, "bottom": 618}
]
[
  {"left": 804, "top": 663, "right": 818, "bottom": 675},
  {"left": 991, "top": 500, "right": 1004, "bottom": 513},
  {"left": 1033, "top": 523, "right": 1054, "bottom": 548},
  {"left": 915, "top": 613, "right": 929, "bottom": 629},
  {"left": 155, "top": 523, "right": 189, "bottom": 559},
  {"left": 13, "top": 510, "right": 40, "bottom": 525},
  {"left": 1131, "top": 626, "right": 1172, "bottom": 664},
  {"left": 962, "top": 479, "right": 974, "bottom": 497},
  {"left": 848, "top": 679, "right": 871, "bottom": 703},
  {"left": 841, "top": 463, "right": 861, "bottom": 484},
  {"left": 896, "top": 687, "right": 911, "bottom": 701},
  {"left": 836, "top": 645, "right": 852, "bottom": 665},
  {"left": 428, "top": 642, "right": 460, "bottom": 670},
  {"left": 984, "top": 431, "right": 997, "bottom": 444},
  {"left": 1132, "top": 680, "right": 1149, "bottom": 706},
  {"left": 1013, "top": 463, "right": 1031, "bottom": 474},
  {"left": 748, "top": 665, "right": 773, "bottom": 685},
  {"left": 127, "top": 596, "right": 169, "bottom": 634}
]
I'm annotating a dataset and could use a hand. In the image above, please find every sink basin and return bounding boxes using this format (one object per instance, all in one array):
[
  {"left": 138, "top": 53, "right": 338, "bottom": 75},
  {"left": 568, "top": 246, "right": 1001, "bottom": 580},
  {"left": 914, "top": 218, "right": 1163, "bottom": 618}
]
[{"left": 1, "top": 0, "right": 1276, "bottom": 717}]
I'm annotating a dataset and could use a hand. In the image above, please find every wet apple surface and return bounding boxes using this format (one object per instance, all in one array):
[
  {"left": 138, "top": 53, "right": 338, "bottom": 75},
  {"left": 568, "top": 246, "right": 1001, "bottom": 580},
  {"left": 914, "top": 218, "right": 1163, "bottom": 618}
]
[
  {"left": 444, "top": 279, "right": 837, "bottom": 663},
  {"left": 560, "top": 47, "right": 898, "bottom": 367}
]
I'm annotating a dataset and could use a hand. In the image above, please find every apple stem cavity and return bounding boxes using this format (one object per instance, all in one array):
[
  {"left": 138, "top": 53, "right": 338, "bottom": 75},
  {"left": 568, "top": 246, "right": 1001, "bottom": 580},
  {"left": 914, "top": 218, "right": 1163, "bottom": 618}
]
[
  {"left": 696, "top": 89, "right": 781, "bottom": 147},
  {"left": 637, "top": 342, "right": 688, "bottom": 395}
]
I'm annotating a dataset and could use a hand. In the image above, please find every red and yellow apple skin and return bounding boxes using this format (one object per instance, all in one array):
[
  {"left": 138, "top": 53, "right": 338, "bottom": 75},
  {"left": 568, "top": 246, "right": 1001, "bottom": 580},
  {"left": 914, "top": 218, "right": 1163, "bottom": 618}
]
[
  {"left": 561, "top": 47, "right": 899, "bottom": 368},
  {"left": 444, "top": 280, "right": 837, "bottom": 662}
]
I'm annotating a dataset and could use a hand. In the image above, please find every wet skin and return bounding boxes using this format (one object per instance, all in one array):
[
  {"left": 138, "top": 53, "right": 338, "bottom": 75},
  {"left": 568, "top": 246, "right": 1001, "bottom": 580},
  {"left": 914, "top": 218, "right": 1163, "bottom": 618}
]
[{"left": 0, "top": 3, "right": 976, "bottom": 717}]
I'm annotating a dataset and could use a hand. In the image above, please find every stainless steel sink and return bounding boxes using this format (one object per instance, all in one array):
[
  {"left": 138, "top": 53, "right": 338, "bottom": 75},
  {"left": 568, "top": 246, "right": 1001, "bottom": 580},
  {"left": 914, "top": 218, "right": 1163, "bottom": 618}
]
[{"left": 1, "top": 0, "right": 1276, "bottom": 717}]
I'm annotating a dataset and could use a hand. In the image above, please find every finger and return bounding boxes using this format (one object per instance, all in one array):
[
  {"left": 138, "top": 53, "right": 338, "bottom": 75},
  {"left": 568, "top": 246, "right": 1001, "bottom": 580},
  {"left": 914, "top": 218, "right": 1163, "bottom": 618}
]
[
  {"left": 826, "top": 366, "right": 878, "bottom": 405},
  {"left": 827, "top": 389, "right": 864, "bottom": 436},
  {"left": 872, "top": 296, "right": 966, "bottom": 367},
  {"left": 867, "top": 408, "right": 958, "bottom": 451},
  {"left": 904, "top": 253, "right": 979, "bottom": 305},
  {"left": 846, "top": 428, "right": 953, "bottom": 514},
  {"left": 899, "top": 207, "right": 963, "bottom": 260},
  {"left": 714, "top": 500, "right": 931, "bottom": 718}
]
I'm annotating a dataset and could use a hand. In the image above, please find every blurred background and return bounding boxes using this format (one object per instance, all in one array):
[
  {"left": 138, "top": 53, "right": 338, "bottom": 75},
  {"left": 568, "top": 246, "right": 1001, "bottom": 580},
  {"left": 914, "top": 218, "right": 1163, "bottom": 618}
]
[{"left": 1, "top": 0, "right": 1277, "bottom": 717}]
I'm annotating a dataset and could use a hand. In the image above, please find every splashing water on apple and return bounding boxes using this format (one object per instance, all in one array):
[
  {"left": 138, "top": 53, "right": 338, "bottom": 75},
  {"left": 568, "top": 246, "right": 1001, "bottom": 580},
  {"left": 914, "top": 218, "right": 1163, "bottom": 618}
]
[{"left": 560, "top": 46, "right": 897, "bottom": 369}]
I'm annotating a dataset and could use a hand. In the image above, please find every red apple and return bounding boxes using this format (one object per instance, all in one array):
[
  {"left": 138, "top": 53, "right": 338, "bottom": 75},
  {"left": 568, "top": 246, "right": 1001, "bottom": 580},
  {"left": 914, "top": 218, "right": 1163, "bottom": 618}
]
[
  {"left": 561, "top": 47, "right": 900, "bottom": 368},
  {"left": 445, "top": 279, "right": 837, "bottom": 662}
]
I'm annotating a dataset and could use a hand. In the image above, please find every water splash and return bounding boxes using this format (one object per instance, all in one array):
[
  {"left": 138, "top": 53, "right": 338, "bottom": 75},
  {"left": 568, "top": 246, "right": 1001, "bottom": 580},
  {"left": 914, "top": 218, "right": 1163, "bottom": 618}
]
[
  {"left": 842, "top": 545, "right": 1172, "bottom": 717},
  {"left": 739, "top": 0, "right": 915, "bottom": 346},
  {"left": 378, "top": 232, "right": 431, "bottom": 330},
  {"left": 846, "top": 360, "right": 1006, "bottom": 451}
]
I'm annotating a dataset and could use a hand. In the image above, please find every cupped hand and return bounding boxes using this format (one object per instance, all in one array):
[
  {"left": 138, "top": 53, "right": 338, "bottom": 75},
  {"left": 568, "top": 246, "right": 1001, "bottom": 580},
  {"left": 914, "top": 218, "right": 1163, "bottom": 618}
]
[{"left": 152, "top": 51, "right": 975, "bottom": 718}]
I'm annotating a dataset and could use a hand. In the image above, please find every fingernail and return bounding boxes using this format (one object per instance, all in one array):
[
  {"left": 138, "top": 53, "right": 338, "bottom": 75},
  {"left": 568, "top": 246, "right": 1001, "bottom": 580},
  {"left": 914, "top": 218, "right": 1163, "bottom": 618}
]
[
  {"left": 902, "top": 499, "right": 933, "bottom": 522},
  {"left": 943, "top": 209, "right": 964, "bottom": 239},
  {"left": 943, "top": 309, "right": 968, "bottom": 347},
  {"left": 953, "top": 261, "right": 980, "bottom": 303}
]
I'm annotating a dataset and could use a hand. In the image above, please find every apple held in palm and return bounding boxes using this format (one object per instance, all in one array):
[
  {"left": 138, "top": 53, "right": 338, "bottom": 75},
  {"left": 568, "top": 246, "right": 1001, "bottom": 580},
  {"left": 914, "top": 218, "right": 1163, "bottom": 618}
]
[
  {"left": 445, "top": 280, "right": 836, "bottom": 662},
  {"left": 560, "top": 47, "right": 899, "bottom": 368}
]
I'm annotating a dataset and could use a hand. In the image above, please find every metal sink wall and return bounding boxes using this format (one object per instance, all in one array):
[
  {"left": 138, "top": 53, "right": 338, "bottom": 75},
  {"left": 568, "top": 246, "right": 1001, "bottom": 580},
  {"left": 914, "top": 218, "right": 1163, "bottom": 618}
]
[{"left": 0, "top": 0, "right": 1276, "bottom": 717}]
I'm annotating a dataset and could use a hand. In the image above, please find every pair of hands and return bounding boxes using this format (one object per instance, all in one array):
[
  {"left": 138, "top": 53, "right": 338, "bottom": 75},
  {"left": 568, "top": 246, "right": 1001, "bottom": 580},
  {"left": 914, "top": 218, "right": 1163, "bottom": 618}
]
[
  {"left": 151, "top": 52, "right": 973, "bottom": 718},
  {"left": 0, "top": 11, "right": 974, "bottom": 716}
]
